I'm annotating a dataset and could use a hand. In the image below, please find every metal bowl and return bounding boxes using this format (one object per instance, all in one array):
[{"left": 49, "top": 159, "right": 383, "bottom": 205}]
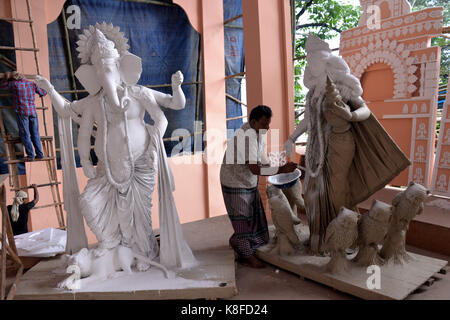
[{"left": 268, "top": 168, "right": 302, "bottom": 189}]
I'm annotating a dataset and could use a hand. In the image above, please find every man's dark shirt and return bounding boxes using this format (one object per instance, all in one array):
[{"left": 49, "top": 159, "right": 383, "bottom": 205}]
[{"left": 7, "top": 201, "right": 35, "bottom": 235}]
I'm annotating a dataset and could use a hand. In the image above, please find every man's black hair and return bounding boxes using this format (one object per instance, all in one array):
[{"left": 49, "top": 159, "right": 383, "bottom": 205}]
[{"left": 249, "top": 105, "right": 272, "bottom": 121}]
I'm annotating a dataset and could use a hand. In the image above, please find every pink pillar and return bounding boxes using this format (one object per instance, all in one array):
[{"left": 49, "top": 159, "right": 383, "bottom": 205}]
[
  {"left": 0, "top": 0, "right": 66, "bottom": 231},
  {"left": 175, "top": 0, "right": 227, "bottom": 218},
  {"left": 242, "top": 0, "right": 295, "bottom": 216},
  {"left": 242, "top": 0, "right": 295, "bottom": 143}
]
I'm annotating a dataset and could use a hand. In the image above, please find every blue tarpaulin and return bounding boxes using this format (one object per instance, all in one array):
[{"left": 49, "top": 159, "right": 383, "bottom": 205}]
[
  {"left": 223, "top": 0, "right": 244, "bottom": 138},
  {"left": 0, "top": 0, "right": 245, "bottom": 173},
  {"left": 48, "top": 0, "right": 203, "bottom": 167}
]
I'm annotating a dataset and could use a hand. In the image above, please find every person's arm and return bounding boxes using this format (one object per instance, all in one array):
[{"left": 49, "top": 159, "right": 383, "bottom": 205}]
[
  {"left": 31, "top": 184, "right": 39, "bottom": 206},
  {"left": 34, "top": 82, "right": 47, "bottom": 97},
  {"left": 247, "top": 161, "right": 298, "bottom": 176},
  {"left": 283, "top": 117, "right": 308, "bottom": 156},
  {"left": 348, "top": 96, "right": 371, "bottom": 122}
]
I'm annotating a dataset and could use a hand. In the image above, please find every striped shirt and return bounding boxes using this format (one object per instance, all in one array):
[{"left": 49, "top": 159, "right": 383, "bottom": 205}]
[{"left": 0, "top": 79, "right": 47, "bottom": 116}]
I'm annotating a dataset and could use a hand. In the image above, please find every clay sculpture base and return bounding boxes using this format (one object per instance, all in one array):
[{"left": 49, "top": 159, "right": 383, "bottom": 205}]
[
  {"left": 13, "top": 216, "right": 237, "bottom": 300},
  {"left": 256, "top": 225, "right": 448, "bottom": 300}
]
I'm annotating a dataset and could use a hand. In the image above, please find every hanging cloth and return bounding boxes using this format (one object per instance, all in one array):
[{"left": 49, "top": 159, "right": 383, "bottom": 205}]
[
  {"left": 57, "top": 115, "right": 88, "bottom": 254},
  {"left": 152, "top": 126, "right": 197, "bottom": 268}
]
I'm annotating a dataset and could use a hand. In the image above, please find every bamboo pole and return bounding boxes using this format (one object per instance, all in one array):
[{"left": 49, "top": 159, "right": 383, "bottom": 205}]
[
  {"left": 6, "top": 264, "right": 23, "bottom": 300},
  {"left": 0, "top": 105, "right": 47, "bottom": 110},
  {"left": 4, "top": 245, "right": 23, "bottom": 300},
  {"left": 55, "top": 81, "right": 202, "bottom": 94},
  {"left": 0, "top": 17, "right": 33, "bottom": 23},
  {"left": 226, "top": 93, "right": 247, "bottom": 106},
  {"left": 33, "top": 202, "right": 64, "bottom": 211},
  {"left": 61, "top": 8, "right": 78, "bottom": 100},
  {"left": 122, "top": 0, "right": 176, "bottom": 7},
  {"left": 162, "top": 131, "right": 204, "bottom": 142},
  {"left": 194, "top": 36, "right": 202, "bottom": 152},
  {"left": 42, "top": 140, "right": 65, "bottom": 227},
  {"left": 3, "top": 157, "right": 55, "bottom": 165},
  {"left": 0, "top": 57, "right": 16, "bottom": 69},
  {"left": 10, "top": 181, "right": 61, "bottom": 192},
  {"left": 224, "top": 14, "right": 242, "bottom": 25},
  {"left": 4, "top": 209, "right": 17, "bottom": 255},
  {"left": 226, "top": 115, "right": 247, "bottom": 121},
  {"left": 1, "top": 185, "right": 7, "bottom": 300},
  {"left": 0, "top": 111, "right": 18, "bottom": 188},
  {"left": 146, "top": 81, "right": 202, "bottom": 88},
  {"left": 0, "top": 55, "right": 16, "bottom": 68},
  {"left": 0, "top": 46, "right": 38, "bottom": 52},
  {"left": 26, "top": 0, "right": 48, "bottom": 136},
  {"left": 225, "top": 72, "right": 246, "bottom": 80}
]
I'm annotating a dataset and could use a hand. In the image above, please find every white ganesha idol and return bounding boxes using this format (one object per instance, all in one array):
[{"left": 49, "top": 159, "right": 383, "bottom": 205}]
[{"left": 36, "top": 22, "right": 197, "bottom": 288}]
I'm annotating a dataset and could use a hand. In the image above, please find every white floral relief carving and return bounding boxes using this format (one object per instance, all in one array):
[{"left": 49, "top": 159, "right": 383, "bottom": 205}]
[
  {"left": 444, "top": 129, "right": 450, "bottom": 145},
  {"left": 415, "top": 145, "right": 426, "bottom": 162},
  {"left": 417, "top": 123, "right": 427, "bottom": 139},
  {"left": 421, "top": 53, "right": 428, "bottom": 63},
  {"left": 394, "top": 18, "right": 403, "bottom": 27},
  {"left": 430, "top": 10, "right": 443, "bottom": 18},
  {"left": 417, "top": 12, "right": 427, "bottom": 20},
  {"left": 402, "top": 104, "right": 409, "bottom": 114},
  {"left": 348, "top": 39, "right": 418, "bottom": 99},
  {"left": 420, "top": 103, "right": 427, "bottom": 113},
  {"left": 382, "top": 21, "right": 393, "bottom": 29},
  {"left": 404, "top": 15, "right": 415, "bottom": 24},
  {"left": 440, "top": 152, "right": 450, "bottom": 169},
  {"left": 436, "top": 174, "right": 448, "bottom": 192},
  {"left": 413, "top": 167, "right": 424, "bottom": 184}
]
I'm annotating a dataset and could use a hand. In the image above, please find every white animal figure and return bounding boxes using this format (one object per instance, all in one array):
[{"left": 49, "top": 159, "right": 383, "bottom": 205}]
[
  {"left": 58, "top": 246, "right": 173, "bottom": 290},
  {"left": 379, "top": 181, "right": 430, "bottom": 264},
  {"left": 266, "top": 185, "right": 301, "bottom": 256},
  {"left": 323, "top": 207, "right": 359, "bottom": 274},
  {"left": 352, "top": 200, "right": 392, "bottom": 266},
  {"left": 281, "top": 180, "right": 305, "bottom": 219}
]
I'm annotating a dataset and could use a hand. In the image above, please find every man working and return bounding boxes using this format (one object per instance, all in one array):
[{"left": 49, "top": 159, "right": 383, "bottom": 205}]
[
  {"left": 0, "top": 71, "right": 46, "bottom": 160},
  {"left": 220, "top": 105, "right": 297, "bottom": 268},
  {"left": 7, "top": 184, "right": 39, "bottom": 235}
]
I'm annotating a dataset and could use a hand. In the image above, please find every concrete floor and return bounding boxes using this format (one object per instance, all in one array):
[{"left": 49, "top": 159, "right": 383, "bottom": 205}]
[{"left": 3, "top": 215, "right": 450, "bottom": 300}]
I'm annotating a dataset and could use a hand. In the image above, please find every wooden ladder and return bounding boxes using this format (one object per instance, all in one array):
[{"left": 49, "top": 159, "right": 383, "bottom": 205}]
[{"left": 0, "top": 0, "right": 65, "bottom": 300}]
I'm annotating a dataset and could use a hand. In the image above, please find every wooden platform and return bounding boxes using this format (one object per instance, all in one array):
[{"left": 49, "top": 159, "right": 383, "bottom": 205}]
[
  {"left": 13, "top": 216, "right": 238, "bottom": 300},
  {"left": 256, "top": 225, "right": 448, "bottom": 300}
]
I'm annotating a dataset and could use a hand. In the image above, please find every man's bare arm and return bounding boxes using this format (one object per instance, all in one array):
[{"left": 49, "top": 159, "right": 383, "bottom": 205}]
[
  {"left": 31, "top": 184, "right": 39, "bottom": 205},
  {"left": 247, "top": 162, "right": 298, "bottom": 176}
]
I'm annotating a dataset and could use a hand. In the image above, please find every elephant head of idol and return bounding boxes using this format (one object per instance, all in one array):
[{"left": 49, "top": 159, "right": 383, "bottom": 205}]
[{"left": 74, "top": 22, "right": 142, "bottom": 109}]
